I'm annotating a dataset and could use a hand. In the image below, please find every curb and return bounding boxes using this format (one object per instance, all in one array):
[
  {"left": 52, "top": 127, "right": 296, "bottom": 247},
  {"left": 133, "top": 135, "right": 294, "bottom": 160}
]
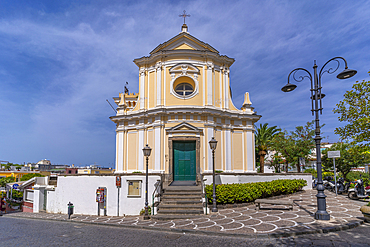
[{"left": 4, "top": 213, "right": 364, "bottom": 239}]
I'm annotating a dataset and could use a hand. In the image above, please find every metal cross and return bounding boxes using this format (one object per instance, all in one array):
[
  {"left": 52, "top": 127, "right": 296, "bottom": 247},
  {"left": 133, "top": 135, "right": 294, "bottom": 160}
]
[{"left": 179, "top": 10, "right": 190, "bottom": 24}]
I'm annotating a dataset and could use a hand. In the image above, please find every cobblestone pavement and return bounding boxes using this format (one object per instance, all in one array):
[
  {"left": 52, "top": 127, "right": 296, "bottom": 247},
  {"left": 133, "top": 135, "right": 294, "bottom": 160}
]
[{"left": 5, "top": 190, "right": 368, "bottom": 237}]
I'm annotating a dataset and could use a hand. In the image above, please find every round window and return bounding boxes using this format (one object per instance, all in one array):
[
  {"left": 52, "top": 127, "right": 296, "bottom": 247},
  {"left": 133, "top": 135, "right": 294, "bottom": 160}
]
[{"left": 175, "top": 83, "right": 194, "bottom": 97}]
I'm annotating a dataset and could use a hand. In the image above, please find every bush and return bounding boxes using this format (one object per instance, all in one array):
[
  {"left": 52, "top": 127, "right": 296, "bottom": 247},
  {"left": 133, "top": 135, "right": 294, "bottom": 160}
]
[
  {"left": 205, "top": 179, "right": 307, "bottom": 205},
  {"left": 346, "top": 171, "right": 370, "bottom": 183},
  {"left": 139, "top": 206, "right": 151, "bottom": 215},
  {"left": 20, "top": 173, "right": 44, "bottom": 181},
  {"left": 304, "top": 168, "right": 317, "bottom": 178},
  {"left": 0, "top": 177, "right": 15, "bottom": 187}
]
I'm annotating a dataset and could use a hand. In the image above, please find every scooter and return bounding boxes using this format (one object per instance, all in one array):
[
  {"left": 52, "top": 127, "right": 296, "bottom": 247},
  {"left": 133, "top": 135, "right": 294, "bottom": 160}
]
[
  {"left": 348, "top": 179, "right": 370, "bottom": 200},
  {"left": 335, "top": 178, "right": 349, "bottom": 194},
  {"left": 323, "top": 176, "right": 335, "bottom": 191}
]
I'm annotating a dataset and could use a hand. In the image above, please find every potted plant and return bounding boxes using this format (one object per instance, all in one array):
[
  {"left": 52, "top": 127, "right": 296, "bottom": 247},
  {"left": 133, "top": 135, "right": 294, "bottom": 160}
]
[{"left": 360, "top": 202, "right": 370, "bottom": 223}]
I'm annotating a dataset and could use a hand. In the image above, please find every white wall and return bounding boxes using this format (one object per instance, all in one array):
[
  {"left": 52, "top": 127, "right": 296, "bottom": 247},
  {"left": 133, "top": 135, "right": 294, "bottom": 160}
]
[
  {"left": 46, "top": 175, "right": 160, "bottom": 216},
  {"left": 204, "top": 173, "right": 312, "bottom": 190}
]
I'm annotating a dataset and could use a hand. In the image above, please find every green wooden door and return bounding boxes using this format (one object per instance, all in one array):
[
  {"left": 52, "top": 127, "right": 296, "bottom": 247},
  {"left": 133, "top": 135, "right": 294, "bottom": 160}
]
[{"left": 173, "top": 141, "right": 196, "bottom": 181}]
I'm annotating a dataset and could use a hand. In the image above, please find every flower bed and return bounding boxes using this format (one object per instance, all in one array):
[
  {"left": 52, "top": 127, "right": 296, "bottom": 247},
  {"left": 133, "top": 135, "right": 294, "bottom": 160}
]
[{"left": 205, "top": 179, "right": 307, "bottom": 204}]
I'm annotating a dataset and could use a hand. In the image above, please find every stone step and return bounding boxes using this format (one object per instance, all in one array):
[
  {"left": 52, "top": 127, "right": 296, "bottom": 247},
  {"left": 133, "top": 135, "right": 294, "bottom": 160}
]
[
  {"left": 164, "top": 186, "right": 202, "bottom": 192},
  {"left": 161, "top": 200, "right": 202, "bottom": 205},
  {"left": 158, "top": 204, "right": 203, "bottom": 210},
  {"left": 163, "top": 191, "right": 203, "bottom": 196},
  {"left": 161, "top": 196, "right": 202, "bottom": 201},
  {"left": 156, "top": 209, "right": 204, "bottom": 215}
]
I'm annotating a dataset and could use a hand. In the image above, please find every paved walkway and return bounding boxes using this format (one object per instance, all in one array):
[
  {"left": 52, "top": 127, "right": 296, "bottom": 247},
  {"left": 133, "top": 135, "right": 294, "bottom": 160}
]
[{"left": 4, "top": 190, "right": 368, "bottom": 238}]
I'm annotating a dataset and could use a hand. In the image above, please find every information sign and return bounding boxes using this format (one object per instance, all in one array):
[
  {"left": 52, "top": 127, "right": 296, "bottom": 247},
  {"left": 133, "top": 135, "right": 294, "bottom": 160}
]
[{"left": 328, "top": 151, "right": 340, "bottom": 158}]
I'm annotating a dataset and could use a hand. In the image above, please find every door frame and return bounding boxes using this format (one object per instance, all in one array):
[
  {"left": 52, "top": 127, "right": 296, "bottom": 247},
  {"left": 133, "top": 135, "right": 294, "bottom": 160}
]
[{"left": 168, "top": 136, "right": 200, "bottom": 185}]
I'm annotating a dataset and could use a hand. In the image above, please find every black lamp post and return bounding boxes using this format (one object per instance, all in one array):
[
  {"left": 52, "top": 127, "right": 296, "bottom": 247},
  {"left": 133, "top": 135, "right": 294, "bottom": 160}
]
[
  {"left": 142, "top": 144, "right": 152, "bottom": 220},
  {"left": 209, "top": 137, "right": 218, "bottom": 212},
  {"left": 282, "top": 57, "right": 356, "bottom": 220}
]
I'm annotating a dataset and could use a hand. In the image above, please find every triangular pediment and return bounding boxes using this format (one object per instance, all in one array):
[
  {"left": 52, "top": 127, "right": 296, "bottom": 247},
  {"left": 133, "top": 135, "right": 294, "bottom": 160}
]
[
  {"left": 174, "top": 43, "right": 196, "bottom": 50},
  {"left": 150, "top": 32, "right": 219, "bottom": 54},
  {"left": 166, "top": 122, "right": 203, "bottom": 134}
]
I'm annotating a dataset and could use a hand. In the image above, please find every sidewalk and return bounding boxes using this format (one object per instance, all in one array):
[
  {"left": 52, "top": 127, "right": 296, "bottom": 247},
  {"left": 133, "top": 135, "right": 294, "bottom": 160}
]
[{"left": 4, "top": 190, "right": 367, "bottom": 238}]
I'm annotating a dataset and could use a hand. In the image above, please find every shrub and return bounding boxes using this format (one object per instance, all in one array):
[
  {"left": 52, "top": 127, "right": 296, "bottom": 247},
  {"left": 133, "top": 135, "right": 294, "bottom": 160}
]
[
  {"left": 20, "top": 173, "right": 44, "bottom": 181},
  {"left": 205, "top": 179, "right": 307, "bottom": 204},
  {"left": 304, "top": 168, "right": 317, "bottom": 178},
  {"left": 139, "top": 206, "right": 151, "bottom": 215}
]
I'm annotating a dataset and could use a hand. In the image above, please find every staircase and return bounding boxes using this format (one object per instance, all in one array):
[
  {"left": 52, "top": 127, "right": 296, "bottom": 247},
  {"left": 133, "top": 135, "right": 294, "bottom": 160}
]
[{"left": 152, "top": 183, "right": 204, "bottom": 220}]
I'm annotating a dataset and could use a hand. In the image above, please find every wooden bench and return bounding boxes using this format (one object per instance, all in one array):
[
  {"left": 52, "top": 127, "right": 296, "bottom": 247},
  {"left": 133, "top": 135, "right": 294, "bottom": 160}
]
[{"left": 255, "top": 199, "right": 293, "bottom": 211}]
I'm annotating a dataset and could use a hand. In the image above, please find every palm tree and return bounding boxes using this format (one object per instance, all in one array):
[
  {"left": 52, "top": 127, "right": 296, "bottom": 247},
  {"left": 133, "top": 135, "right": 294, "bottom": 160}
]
[{"left": 255, "top": 123, "right": 280, "bottom": 173}]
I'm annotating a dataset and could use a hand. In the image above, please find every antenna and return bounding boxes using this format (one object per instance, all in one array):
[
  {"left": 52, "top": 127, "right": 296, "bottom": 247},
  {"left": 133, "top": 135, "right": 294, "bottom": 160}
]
[{"left": 106, "top": 99, "right": 117, "bottom": 113}]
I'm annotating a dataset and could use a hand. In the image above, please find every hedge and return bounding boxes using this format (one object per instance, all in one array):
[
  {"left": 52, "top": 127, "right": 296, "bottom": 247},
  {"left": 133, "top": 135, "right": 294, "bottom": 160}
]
[{"left": 205, "top": 179, "right": 307, "bottom": 204}]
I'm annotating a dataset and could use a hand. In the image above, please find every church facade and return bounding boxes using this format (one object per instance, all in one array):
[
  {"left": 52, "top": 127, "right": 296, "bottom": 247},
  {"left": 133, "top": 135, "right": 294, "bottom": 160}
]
[{"left": 110, "top": 24, "right": 261, "bottom": 185}]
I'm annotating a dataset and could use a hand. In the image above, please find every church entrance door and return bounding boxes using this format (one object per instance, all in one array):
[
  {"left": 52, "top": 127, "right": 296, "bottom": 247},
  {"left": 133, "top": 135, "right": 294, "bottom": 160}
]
[{"left": 173, "top": 141, "right": 196, "bottom": 181}]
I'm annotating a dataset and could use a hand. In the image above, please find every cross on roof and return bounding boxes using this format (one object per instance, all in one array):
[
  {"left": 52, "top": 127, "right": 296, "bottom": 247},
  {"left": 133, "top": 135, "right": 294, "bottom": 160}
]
[{"left": 179, "top": 10, "right": 190, "bottom": 24}]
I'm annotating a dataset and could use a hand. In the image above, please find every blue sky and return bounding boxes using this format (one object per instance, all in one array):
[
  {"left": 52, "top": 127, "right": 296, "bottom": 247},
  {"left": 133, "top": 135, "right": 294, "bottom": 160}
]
[{"left": 0, "top": 0, "right": 369, "bottom": 167}]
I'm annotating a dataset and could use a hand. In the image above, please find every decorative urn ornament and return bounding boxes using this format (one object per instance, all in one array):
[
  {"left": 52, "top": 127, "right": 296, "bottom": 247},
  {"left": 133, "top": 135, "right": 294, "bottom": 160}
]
[{"left": 360, "top": 203, "right": 370, "bottom": 223}]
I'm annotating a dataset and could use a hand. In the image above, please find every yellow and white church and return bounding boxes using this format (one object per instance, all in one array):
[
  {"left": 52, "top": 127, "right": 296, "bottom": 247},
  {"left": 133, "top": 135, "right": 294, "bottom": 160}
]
[{"left": 110, "top": 24, "right": 261, "bottom": 185}]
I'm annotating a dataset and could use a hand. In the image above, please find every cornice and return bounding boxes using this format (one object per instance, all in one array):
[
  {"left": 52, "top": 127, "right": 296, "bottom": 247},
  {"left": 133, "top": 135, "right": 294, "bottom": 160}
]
[
  {"left": 133, "top": 50, "right": 235, "bottom": 68},
  {"left": 110, "top": 106, "right": 261, "bottom": 123}
]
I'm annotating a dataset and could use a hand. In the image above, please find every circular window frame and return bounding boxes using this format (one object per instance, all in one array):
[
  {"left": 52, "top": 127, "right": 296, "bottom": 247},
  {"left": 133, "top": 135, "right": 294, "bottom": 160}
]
[{"left": 170, "top": 75, "right": 198, "bottom": 100}]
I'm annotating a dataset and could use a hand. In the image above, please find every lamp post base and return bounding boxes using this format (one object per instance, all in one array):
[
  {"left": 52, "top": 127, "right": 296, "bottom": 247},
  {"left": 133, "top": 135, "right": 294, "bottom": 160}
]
[
  {"left": 212, "top": 208, "right": 218, "bottom": 213},
  {"left": 144, "top": 206, "right": 150, "bottom": 220},
  {"left": 314, "top": 211, "right": 330, "bottom": 220}
]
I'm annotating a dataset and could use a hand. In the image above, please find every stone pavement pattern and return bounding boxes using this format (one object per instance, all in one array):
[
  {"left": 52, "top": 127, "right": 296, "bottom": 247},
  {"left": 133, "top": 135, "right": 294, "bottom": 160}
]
[
  {"left": 2, "top": 217, "right": 370, "bottom": 246},
  {"left": 6, "top": 190, "right": 366, "bottom": 236}
]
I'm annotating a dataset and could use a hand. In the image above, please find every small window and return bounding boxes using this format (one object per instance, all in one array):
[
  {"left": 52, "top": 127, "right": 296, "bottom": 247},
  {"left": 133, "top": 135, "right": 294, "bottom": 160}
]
[
  {"left": 175, "top": 83, "right": 194, "bottom": 97},
  {"left": 128, "top": 180, "right": 142, "bottom": 197}
]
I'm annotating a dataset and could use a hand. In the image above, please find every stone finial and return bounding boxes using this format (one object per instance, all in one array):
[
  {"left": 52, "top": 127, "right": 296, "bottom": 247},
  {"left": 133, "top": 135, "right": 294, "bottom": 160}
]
[
  {"left": 181, "top": 24, "right": 188, "bottom": 33},
  {"left": 241, "top": 92, "right": 252, "bottom": 111},
  {"left": 118, "top": 93, "right": 127, "bottom": 108}
]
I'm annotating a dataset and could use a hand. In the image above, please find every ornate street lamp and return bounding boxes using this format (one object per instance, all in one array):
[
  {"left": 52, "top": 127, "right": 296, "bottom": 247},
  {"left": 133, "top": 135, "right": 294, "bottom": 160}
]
[
  {"left": 282, "top": 57, "right": 356, "bottom": 220},
  {"left": 209, "top": 137, "right": 218, "bottom": 212},
  {"left": 142, "top": 144, "right": 152, "bottom": 220}
]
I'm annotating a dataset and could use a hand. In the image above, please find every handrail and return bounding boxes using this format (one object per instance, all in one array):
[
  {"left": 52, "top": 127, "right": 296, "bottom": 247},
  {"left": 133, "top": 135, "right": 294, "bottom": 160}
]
[
  {"left": 200, "top": 173, "right": 207, "bottom": 215},
  {"left": 151, "top": 175, "right": 162, "bottom": 215}
]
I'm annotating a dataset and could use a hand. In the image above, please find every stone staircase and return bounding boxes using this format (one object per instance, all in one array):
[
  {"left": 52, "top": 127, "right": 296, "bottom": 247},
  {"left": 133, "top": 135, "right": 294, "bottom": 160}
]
[{"left": 152, "top": 184, "right": 204, "bottom": 220}]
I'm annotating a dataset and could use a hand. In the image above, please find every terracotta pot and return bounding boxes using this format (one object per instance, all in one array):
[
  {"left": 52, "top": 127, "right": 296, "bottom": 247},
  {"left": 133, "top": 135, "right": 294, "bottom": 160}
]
[{"left": 360, "top": 205, "right": 370, "bottom": 223}]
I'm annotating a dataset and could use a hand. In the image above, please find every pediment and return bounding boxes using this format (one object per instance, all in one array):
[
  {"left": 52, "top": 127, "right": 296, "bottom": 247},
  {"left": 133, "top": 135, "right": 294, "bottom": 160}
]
[
  {"left": 169, "top": 63, "right": 200, "bottom": 74},
  {"left": 174, "top": 43, "right": 195, "bottom": 50},
  {"left": 150, "top": 33, "right": 219, "bottom": 55},
  {"left": 166, "top": 122, "right": 203, "bottom": 134}
]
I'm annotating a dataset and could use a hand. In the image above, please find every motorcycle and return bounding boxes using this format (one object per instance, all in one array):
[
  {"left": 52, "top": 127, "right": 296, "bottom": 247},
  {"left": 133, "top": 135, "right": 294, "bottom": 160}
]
[{"left": 348, "top": 179, "right": 370, "bottom": 200}]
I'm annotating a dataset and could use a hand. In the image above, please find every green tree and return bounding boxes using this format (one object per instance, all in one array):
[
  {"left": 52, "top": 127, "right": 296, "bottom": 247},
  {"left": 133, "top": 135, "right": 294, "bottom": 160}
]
[
  {"left": 20, "top": 173, "right": 44, "bottom": 181},
  {"left": 321, "top": 142, "right": 370, "bottom": 181},
  {"left": 333, "top": 72, "right": 370, "bottom": 146},
  {"left": 0, "top": 177, "right": 15, "bottom": 187},
  {"left": 272, "top": 121, "right": 316, "bottom": 173},
  {"left": 255, "top": 123, "right": 280, "bottom": 173}
]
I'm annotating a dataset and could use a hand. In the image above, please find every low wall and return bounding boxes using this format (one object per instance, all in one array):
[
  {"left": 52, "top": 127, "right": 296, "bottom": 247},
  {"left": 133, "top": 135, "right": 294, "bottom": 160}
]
[
  {"left": 46, "top": 174, "right": 161, "bottom": 216},
  {"left": 44, "top": 173, "right": 312, "bottom": 216},
  {"left": 203, "top": 173, "right": 312, "bottom": 190}
]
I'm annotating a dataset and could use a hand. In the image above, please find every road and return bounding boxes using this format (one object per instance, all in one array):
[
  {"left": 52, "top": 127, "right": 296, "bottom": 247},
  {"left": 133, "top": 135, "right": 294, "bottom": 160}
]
[{"left": 1, "top": 216, "right": 370, "bottom": 246}]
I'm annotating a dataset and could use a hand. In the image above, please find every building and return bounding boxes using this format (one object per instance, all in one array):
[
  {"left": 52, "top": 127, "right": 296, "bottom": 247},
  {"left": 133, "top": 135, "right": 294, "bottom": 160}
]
[
  {"left": 77, "top": 165, "right": 114, "bottom": 175},
  {"left": 31, "top": 23, "right": 311, "bottom": 217},
  {"left": 110, "top": 23, "right": 261, "bottom": 186}
]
